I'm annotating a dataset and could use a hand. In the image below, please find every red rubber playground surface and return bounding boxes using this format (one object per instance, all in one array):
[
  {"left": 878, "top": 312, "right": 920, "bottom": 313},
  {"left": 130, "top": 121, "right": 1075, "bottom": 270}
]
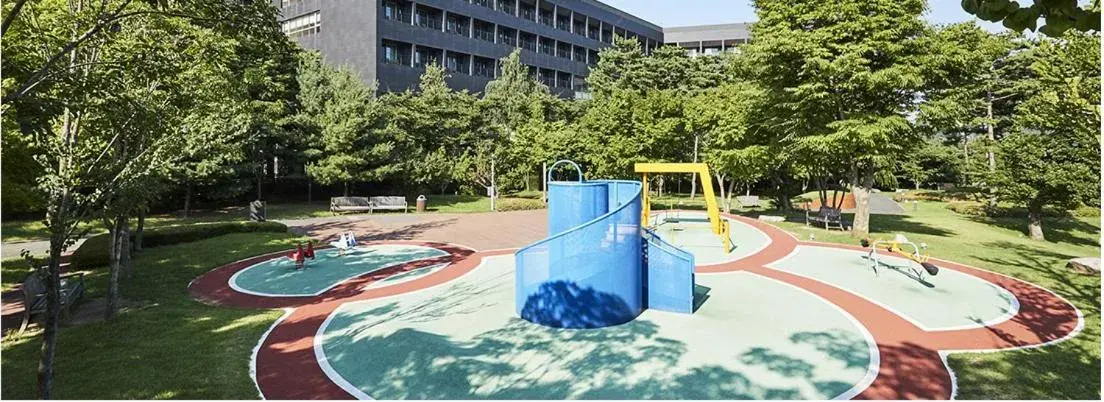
[{"left": 188, "top": 215, "right": 1083, "bottom": 400}]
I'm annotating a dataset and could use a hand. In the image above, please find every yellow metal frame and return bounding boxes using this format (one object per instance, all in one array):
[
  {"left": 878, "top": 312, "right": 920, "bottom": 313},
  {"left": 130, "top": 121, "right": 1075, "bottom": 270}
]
[{"left": 635, "top": 163, "right": 723, "bottom": 235}]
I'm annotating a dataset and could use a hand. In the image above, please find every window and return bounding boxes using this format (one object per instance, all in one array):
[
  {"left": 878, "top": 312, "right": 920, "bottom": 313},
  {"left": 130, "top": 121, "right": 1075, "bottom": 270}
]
[
  {"left": 473, "top": 56, "right": 496, "bottom": 77},
  {"left": 573, "top": 45, "right": 586, "bottom": 62},
  {"left": 498, "top": 0, "right": 515, "bottom": 16},
  {"left": 556, "top": 14, "right": 571, "bottom": 31},
  {"left": 538, "top": 8, "right": 553, "bottom": 26},
  {"left": 519, "top": 32, "right": 537, "bottom": 52},
  {"left": 381, "top": 40, "right": 410, "bottom": 65},
  {"left": 446, "top": 53, "right": 470, "bottom": 74},
  {"left": 498, "top": 27, "right": 517, "bottom": 46},
  {"left": 414, "top": 47, "right": 441, "bottom": 68},
  {"left": 573, "top": 17, "right": 586, "bottom": 36},
  {"left": 473, "top": 19, "right": 495, "bottom": 42},
  {"left": 519, "top": 6, "right": 535, "bottom": 21},
  {"left": 587, "top": 24, "right": 600, "bottom": 40},
  {"left": 382, "top": 1, "right": 409, "bottom": 23},
  {"left": 557, "top": 72, "right": 572, "bottom": 89},
  {"left": 557, "top": 42, "right": 571, "bottom": 59},
  {"left": 472, "top": 0, "right": 492, "bottom": 8},
  {"left": 415, "top": 6, "right": 442, "bottom": 30},
  {"left": 538, "top": 37, "right": 555, "bottom": 55},
  {"left": 281, "top": 0, "right": 304, "bottom": 7},
  {"left": 601, "top": 28, "right": 612, "bottom": 43},
  {"left": 446, "top": 14, "right": 469, "bottom": 36},
  {"left": 281, "top": 12, "right": 321, "bottom": 38},
  {"left": 588, "top": 49, "right": 599, "bottom": 66},
  {"left": 539, "top": 69, "right": 556, "bottom": 88}
]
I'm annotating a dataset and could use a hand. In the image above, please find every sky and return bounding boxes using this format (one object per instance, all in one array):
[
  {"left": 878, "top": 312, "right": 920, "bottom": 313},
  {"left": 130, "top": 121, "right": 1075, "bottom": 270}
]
[{"left": 600, "top": 0, "right": 1006, "bottom": 32}]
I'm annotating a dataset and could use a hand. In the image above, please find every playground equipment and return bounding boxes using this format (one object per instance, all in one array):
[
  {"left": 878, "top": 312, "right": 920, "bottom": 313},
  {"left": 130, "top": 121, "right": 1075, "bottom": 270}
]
[
  {"left": 860, "top": 234, "right": 940, "bottom": 279},
  {"left": 329, "top": 232, "right": 358, "bottom": 254},
  {"left": 635, "top": 163, "right": 732, "bottom": 254},
  {"left": 287, "top": 242, "right": 315, "bottom": 270},
  {"left": 515, "top": 160, "right": 696, "bottom": 329}
]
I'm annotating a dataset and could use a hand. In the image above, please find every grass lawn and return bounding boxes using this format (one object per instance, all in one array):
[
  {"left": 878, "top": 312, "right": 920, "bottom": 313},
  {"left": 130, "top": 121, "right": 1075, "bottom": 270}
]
[
  {"left": 1, "top": 232, "right": 306, "bottom": 399},
  {"left": 1, "top": 195, "right": 534, "bottom": 243}
]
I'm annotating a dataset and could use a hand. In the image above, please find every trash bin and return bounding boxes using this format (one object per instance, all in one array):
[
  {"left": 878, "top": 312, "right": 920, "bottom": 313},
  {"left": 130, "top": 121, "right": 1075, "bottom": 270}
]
[
  {"left": 250, "top": 200, "right": 267, "bottom": 222},
  {"left": 416, "top": 195, "right": 427, "bottom": 213}
]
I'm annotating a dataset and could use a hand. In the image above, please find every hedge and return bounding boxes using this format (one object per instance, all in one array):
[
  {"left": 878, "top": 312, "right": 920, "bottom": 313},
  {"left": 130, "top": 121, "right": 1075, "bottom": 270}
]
[
  {"left": 70, "top": 221, "right": 288, "bottom": 269},
  {"left": 946, "top": 201, "right": 1101, "bottom": 219},
  {"left": 496, "top": 198, "right": 546, "bottom": 212}
]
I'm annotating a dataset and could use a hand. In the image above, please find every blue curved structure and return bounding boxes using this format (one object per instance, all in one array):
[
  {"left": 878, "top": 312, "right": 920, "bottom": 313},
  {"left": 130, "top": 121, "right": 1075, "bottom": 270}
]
[{"left": 515, "top": 161, "right": 696, "bottom": 329}]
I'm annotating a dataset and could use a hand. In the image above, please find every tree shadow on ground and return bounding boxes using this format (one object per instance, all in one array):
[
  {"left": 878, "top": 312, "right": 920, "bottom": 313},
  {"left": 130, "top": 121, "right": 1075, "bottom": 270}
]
[
  {"left": 731, "top": 211, "right": 954, "bottom": 237},
  {"left": 318, "top": 269, "right": 876, "bottom": 399},
  {"left": 975, "top": 241, "right": 1100, "bottom": 312},
  {"left": 519, "top": 280, "right": 639, "bottom": 329},
  {"left": 968, "top": 216, "right": 1100, "bottom": 248}
]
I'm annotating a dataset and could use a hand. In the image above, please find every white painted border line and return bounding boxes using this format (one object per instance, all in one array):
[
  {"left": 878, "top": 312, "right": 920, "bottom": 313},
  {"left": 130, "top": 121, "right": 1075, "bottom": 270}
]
[
  {"left": 228, "top": 244, "right": 450, "bottom": 298},
  {"left": 742, "top": 271, "right": 881, "bottom": 400},
  {"left": 313, "top": 254, "right": 506, "bottom": 400},
  {"left": 362, "top": 263, "right": 450, "bottom": 291},
  {"left": 764, "top": 245, "right": 1021, "bottom": 332},
  {"left": 251, "top": 307, "right": 294, "bottom": 400}
]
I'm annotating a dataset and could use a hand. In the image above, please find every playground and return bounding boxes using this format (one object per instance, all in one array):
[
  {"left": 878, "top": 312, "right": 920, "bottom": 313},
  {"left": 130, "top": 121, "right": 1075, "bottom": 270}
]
[{"left": 185, "top": 162, "right": 1085, "bottom": 400}]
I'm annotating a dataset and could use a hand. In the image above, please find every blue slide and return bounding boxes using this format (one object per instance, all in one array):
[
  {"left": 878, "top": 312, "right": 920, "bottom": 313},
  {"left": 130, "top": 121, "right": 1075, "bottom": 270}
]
[{"left": 514, "top": 161, "right": 696, "bottom": 329}]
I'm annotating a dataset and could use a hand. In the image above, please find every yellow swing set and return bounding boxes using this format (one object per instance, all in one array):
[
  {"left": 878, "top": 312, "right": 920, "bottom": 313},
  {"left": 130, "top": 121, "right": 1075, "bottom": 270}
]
[{"left": 635, "top": 163, "right": 732, "bottom": 253}]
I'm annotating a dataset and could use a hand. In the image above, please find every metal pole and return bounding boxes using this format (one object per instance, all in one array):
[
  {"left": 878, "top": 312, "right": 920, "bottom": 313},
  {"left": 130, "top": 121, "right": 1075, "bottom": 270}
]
[
  {"left": 542, "top": 162, "right": 548, "bottom": 204},
  {"left": 491, "top": 157, "right": 497, "bottom": 212}
]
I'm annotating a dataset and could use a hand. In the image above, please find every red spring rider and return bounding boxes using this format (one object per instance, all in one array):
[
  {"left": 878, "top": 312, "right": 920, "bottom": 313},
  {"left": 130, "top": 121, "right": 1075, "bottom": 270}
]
[
  {"left": 305, "top": 241, "right": 316, "bottom": 260},
  {"left": 289, "top": 243, "right": 306, "bottom": 270}
]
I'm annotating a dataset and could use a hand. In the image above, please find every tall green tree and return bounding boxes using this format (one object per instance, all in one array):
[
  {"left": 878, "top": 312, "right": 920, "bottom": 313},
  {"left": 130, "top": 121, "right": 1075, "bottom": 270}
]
[
  {"left": 991, "top": 31, "right": 1100, "bottom": 240},
  {"left": 962, "top": 0, "right": 1100, "bottom": 34},
  {"left": 745, "top": 0, "right": 929, "bottom": 236},
  {"left": 296, "top": 52, "right": 395, "bottom": 196}
]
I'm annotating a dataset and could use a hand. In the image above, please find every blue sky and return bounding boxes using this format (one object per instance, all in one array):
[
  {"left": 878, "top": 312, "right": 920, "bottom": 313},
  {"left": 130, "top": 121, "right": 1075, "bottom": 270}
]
[{"left": 601, "top": 0, "right": 1006, "bottom": 32}]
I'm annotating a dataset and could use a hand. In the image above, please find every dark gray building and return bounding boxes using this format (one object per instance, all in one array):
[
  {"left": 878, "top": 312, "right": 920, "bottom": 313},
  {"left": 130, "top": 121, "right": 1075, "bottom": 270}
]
[{"left": 276, "top": 0, "right": 664, "bottom": 97}]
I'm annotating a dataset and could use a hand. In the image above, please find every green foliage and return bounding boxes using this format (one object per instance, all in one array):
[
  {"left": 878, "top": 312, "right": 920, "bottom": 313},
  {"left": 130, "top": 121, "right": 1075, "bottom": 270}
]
[
  {"left": 296, "top": 52, "right": 396, "bottom": 191},
  {"left": 961, "top": 0, "right": 1101, "bottom": 34},
  {"left": 990, "top": 31, "right": 1101, "bottom": 229},
  {"left": 70, "top": 221, "right": 288, "bottom": 269},
  {"left": 896, "top": 140, "right": 964, "bottom": 189},
  {"left": 494, "top": 198, "right": 546, "bottom": 212}
]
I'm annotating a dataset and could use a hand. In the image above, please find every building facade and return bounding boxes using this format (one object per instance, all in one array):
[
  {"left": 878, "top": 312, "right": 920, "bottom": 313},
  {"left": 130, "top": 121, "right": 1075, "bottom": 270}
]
[
  {"left": 276, "top": 0, "right": 664, "bottom": 97},
  {"left": 663, "top": 23, "right": 752, "bottom": 57}
]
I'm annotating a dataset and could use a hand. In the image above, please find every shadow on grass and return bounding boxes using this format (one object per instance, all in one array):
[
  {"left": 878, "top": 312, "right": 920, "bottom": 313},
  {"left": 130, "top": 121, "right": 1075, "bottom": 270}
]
[
  {"left": 974, "top": 241, "right": 1100, "bottom": 312},
  {"left": 968, "top": 216, "right": 1100, "bottom": 248},
  {"left": 731, "top": 210, "right": 954, "bottom": 237}
]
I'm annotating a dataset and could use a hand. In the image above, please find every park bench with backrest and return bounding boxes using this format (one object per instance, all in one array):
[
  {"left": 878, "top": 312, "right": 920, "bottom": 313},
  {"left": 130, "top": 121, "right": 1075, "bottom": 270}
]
[
  {"left": 806, "top": 207, "right": 847, "bottom": 231},
  {"left": 330, "top": 196, "right": 409, "bottom": 214},
  {"left": 19, "top": 270, "right": 85, "bottom": 333},
  {"left": 736, "top": 195, "right": 761, "bottom": 208},
  {"left": 369, "top": 196, "right": 409, "bottom": 213}
]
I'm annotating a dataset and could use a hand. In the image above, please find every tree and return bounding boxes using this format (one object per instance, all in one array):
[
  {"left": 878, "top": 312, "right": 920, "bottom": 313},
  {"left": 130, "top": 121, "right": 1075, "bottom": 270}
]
[
  {"left": 961, "top": 0, "right": 1101, "bottom": 35},
  {"left": 745, "top": 0, "right": 929, "bottom": 236},
  {"left": 991, "top": 31, "right": 1100, "bottom": 240},
  {"left": 917, "top": 23, "right": 1024, "bottom": 203},
  {"left": 1, "top": 0, "right": 288, "bottom": 396},
  {"left": 296, "top": 52, "right": 396, "bottom": 195},
  {"left": 895, "top": 140, "right": 963, "bottom": 190}
]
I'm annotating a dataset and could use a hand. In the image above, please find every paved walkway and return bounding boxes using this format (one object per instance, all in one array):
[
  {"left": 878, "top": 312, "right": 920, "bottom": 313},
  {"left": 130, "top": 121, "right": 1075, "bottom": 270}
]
[{"left": 283, "top": 210, "right": 548, "bottom": 251}]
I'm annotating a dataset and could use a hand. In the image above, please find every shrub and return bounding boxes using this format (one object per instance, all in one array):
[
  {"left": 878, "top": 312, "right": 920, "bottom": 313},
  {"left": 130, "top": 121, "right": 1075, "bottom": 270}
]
[
  {"left": 496, "top": 198, "right": 546, "bottom": 212},
  {"left": 1072, "top": 205, "right": 1101, "bottom": 218},
  {"left": 71, "top": 221, "right": 288, "bottom": 269},
  {"left": 945, "top": 201, "right": 988, "bottom": 217}
]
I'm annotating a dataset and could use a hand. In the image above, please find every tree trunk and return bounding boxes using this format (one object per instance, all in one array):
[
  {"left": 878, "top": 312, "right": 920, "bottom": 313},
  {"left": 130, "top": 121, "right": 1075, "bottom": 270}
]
[
  {"left": 307, "top": 177, "right": 313, "bottom": 204},
  {"left": 106, "top": 216, "right": 123, "bottom": 320},
  {"left": 1027, "top": 203, "right": 1045, "bottom": 241},
  {"left": 715, "top": 173, "right": 728, "bottom": 212},
  {"left": 40, "top": 105, "right": 78, "bottom": 398},
  {"left": 727, "top": 180, "right": 737, "bottom": 213},
  {"left": 133, "top": 209, "right": 144, "bottom": 252},
  {"left": 772, "top": 176, "right": 792, "bottom": 211},
  {"left": 850, "top": 166, "right": 875, "bottom": 237},
  {"left": 183, "top": 183, "right": 192, "bottom": 218},
  {"left": 986, "top": 94, "right": 998, "bottom": 208},
  {"left": 120, "top": 216, "right": 131, "bottom": 279},
  {"left": 690, "top": 135, "right": 699, "bottom": 199},
  {"left": 256, "top": 161, "right": 264, "bottom": 201},
  {"left": 343, "top": 181, "right": 349, "bottom": 197}
]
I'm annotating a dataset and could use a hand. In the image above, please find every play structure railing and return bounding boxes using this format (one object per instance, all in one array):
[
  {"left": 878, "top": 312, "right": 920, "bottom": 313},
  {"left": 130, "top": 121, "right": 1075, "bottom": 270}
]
[
  {"left": 514, "top": 180, "right": 644, "bottom": 328},
  {"left": 643, "top": 228, "right": 696, "bottom": 313}
]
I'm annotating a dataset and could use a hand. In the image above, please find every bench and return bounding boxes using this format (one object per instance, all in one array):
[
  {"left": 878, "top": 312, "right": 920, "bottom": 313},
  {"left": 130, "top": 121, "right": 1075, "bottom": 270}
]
[
  {"left": 20, "top": 271, "right": 85, "bottom": 333},
  {"left": 806, "top": 207, "right": 847, "bottom": 231},
  {"left": 736, "top": 195, "right": 761, "bottom": 208},
  {"left": 369, "top": 196, "right": 409, "bottom": 213},
  {"left": 330, "top": 197, "right": 374, "bottom": 214}
]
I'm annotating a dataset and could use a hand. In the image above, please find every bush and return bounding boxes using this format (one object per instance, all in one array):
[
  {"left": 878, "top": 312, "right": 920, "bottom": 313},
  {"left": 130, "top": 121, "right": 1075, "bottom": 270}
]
[
  {"left": 945, "top": 201, "right": 988, "bottom": 216},
  {"left": 70, "top": 221, "right": 288, "bottom": 269},
  {"left": 496, "top": 198, "right": 546, "bottom": 212},
  {"left": 1072, "top": 205, "right": 1101, "bottom": 218}
]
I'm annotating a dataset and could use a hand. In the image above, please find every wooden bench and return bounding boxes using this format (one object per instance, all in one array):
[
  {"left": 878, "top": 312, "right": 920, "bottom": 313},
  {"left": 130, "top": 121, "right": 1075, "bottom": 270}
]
[
  {"left": 20, "top": 271, "right": 85, "bottom": 333},
  {"left": 369, "top": 196, "right": 409, "bottom": 213},
  {"left": 806, "top": 207, "right": 847, "bottom": 231},
  {"left": 736, "top": 195, "right": 761, "bottom": 208},
  {"left": 330, "top": 197, "right": 374, "bottom": 214}
]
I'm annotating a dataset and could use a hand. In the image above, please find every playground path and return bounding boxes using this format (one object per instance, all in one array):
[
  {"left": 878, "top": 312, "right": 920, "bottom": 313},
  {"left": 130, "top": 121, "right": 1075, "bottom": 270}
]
[
  {"left": 280, "top": 210, "right": 549, "bottom": 251},
  {"left": 867, "top": 193, "right": 907, "bottom": 215}
]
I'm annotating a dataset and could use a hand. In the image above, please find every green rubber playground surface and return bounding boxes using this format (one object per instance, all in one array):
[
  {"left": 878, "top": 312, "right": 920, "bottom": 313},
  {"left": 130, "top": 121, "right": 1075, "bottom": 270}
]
[
  {"left": 766, "top": 245, "right": 1018, "bottom": 330},
  {"left": 649, "top": 211, "right": 771, "bottom": 265},
  {"left": 318, "top": 256, "right": 876, "bottom": 399},
  {"left": 229, "top": 244, "right": 447, "bottom": 296}
]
